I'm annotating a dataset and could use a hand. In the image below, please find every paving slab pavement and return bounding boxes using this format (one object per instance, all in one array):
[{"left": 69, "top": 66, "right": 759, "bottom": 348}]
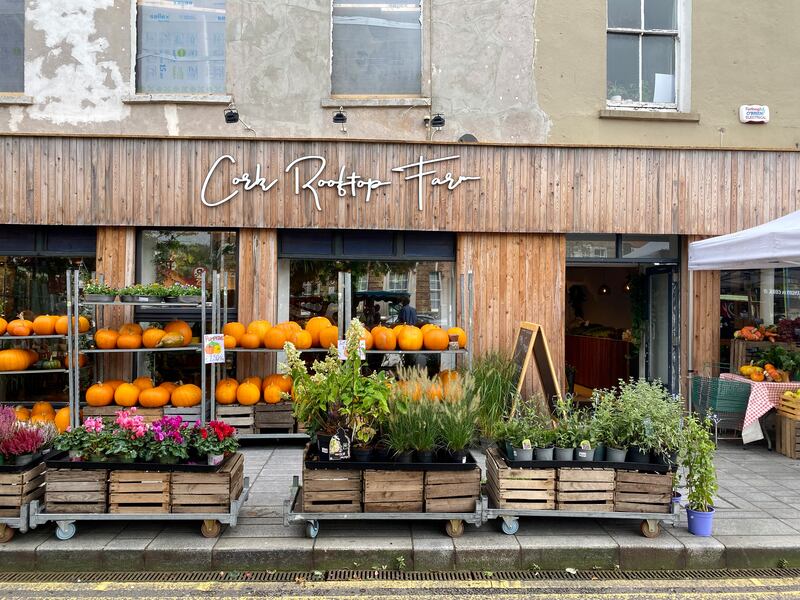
[{"left": 3, "top": 440, "right": 800, "bottom": 572}]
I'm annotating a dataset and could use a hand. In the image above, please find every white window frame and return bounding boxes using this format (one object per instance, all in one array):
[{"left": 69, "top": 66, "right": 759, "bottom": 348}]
[
  {"left": 355, "top": 274, "right": 368, "bottom": 292},
  {"left": 606, "top": 0, "right": 691, "bottom": 112},
  {"left": 429, "top": 271, "right": 441, "bottom": 314},
  {"left": 386, "top": 271, "right": 409, "bottom": 292}
]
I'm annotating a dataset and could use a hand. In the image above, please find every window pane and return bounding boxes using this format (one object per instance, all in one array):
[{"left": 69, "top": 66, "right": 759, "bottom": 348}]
[
  {"left": 608, "top": 0, "right": 641, "bottom": 28},
  {"left": 607, "top": 33, "right": 639, "bottom": 101},
  {"left": 0, "top": 0, "right": 24, "bottom": 93},
  {"left": 620, "top": 236, "right": 678, "bottom": 260},
  {"left": 332, "top": 0, "right": 422, "bottom": 95},
  {"left": 566, "top": 238, "right": 617, "bottom": 259},
  {"left": 136, "top": 0, "right": 226, "bottom": 94},
  {"left": 642, "top": 34, "right": 675, "bottom": 103},
  {"left": 644, "top": 0, "right": 676, "bottom": 30}
]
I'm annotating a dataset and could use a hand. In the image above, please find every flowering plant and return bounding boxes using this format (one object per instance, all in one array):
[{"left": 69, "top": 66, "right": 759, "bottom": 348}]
[
  {"left": 145, "top": 415, "right": 189, "bottom": 462},
  {"left": 0, "top": 406, "right": 16, "bottom": 442},
  {"left": 191, "top": 420, "right": 239, "bottom": 456},
  {"left": 104, "top": 408, "right": 150, "bottom": 461},
  {"left": 0, "top": 426, "right": 44, "bottom": 458}
]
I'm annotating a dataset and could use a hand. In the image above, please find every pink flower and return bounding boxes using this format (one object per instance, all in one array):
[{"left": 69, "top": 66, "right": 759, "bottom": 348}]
[{"left": 83, "top": 417, "right": 104, "bottom": 433}]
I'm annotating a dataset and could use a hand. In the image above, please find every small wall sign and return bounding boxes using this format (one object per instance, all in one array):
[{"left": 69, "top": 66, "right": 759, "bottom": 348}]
[
  {"left": 739, "top": 105, "right": 769, "bottom": 124},
  {"left": 203, "top": 334, "right": 225, "bottom": 364}
]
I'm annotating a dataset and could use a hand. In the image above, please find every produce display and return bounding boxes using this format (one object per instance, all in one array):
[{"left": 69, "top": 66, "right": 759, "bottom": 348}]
[
  {"left": 83, "top": 280, "right": 202, "bottom": 303},
  {"left": 92, "top": 320, "right": 195, "bottom": 349},
  {"left": 739, "top": 364, "right": 791, "bottom": 382},
  {"left": 0, "top": 405, "right": 59, "bottom": 465},
  {"left": 0, "top": 313, "right": 89, "bottom": 337},
  {"left": 215, "top": 374, "right": 294, "bottom": 406},
  {"left": 733, "top": 325, "right": 778, "bottom": 342},
  {"left": 85, "top": 380, "right": 202, "bottom": 409}
]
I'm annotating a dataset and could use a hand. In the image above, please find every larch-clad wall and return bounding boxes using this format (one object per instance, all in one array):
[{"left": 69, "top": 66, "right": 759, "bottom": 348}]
[
  {"left": 457, "top": 233, "right": 566, "bottom": 397},
  {"left": 236, "top": 229, "right": 279, "bottom": 377}
]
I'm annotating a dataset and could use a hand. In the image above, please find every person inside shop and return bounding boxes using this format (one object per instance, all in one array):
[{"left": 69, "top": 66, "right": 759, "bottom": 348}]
[
  {"left": 361, "top": 299, "right": 379, "bottom": 328},
  {"left": 397, "top": 297, "right": 417, "bottom": 326}
]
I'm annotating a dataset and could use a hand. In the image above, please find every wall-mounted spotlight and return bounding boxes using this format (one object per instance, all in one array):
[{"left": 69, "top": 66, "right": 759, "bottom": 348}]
[
  {"left": 332, "top": 107, "right": 347, "bottom": 133},
  {"left": 430, "top": 113, "right": 446, "bottom": 129},
  {"left": 598, "top": 284, "right": 610, "bottom": 296},
  {"left": 223, "top": 103, "right": 239, "bottom": 124}
]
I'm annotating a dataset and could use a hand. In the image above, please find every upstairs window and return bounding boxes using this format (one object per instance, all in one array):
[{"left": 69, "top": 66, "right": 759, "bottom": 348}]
[
  {"left": 386, "top": 270, "right": 409, "bottom": 292},
  {"left": 607, "top": 0, "right": 678, "bottom": 107},
  {"left": 135, "top": 0, "right": 227, "bottom": 94},
  {"left": 331, "top": 0, "right": 422, "bottom": 96},
  {"left": 0, "top": 0, "right": 24, "bottom": 94}
]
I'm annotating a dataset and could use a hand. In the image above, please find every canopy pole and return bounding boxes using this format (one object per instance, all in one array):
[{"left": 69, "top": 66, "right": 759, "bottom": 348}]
[{"left": 687, "top": 268, "right": 694, "bottom": 413}]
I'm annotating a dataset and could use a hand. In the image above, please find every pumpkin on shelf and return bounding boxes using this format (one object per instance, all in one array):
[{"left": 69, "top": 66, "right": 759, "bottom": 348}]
[
  {"left": 392, "top": 324, "right": 407, "bottom": 338},
  {"left": 54, "top": 407, "right": 71, "bottom": 433},
  {"left": 372, "top": 326, "right": 396, "bottom": 351},
  {"left": 263, "top": 373, "right": 292, "bottom": 394},
  {"left": 222, "top": 322, "right": 246, "bottom": 342},
  {"left": 158, "top": 381, "right": 178, "bottom": 395},
  {"left": 0, "top": 348, "right": 32, "bottom": 371},
  {"left": 171, "top": 383, "right": 202, "bottom": 407},
  {"left": 246, "top": 320, "right": 272, "bottom": 341},
  {"left": 263, "top": 327, "right": 286, "bottom": 349},
  {"left": 31, "top": 401, "right": 55, "bottom": 420},
  {"left": 360, "top": 329, "right": 374, "bottom": 350},
  {"left": 132, "top": 376, "right": 154, "bottom": 390},
  {"left": 42, "top": 354, "right": 62, "bottom": 369},
  {"left": 86, "top": 382, "right": 115, "bottom": 407},
  {"left": 114, "top": 383, "right": 140, "bottom": 407},
  {"left": 118, "top": 323, "right": 143, "bottom": 336},
  {"left": 398, "top": 326, "right": 424, "bottom": 351},
  {"left": 54, "top": 315, "right": 90, "bottom": 335},
  {"left": 32, "top": 315, "right": 58, "bottom": 336},
  {"left": 305, "top": 316, "right": 332, "bottom": 347},
  {"left": 215, "top": 378, "right": 239, "bottom": 405},
  {"left": 447, "top": 327, "right": 467, "bottom": 348},
  {"left": 61, "top": 353, "right": 88, "bottom": 369},
  {"left": 0, "top": 317, "right": 7, "bottom": 336},
  {"left": 243, "top": 376, "right": 262, "bottom": 389},
  {"left": 423, "top": 328, "right": 449, "bottom": 351},
  {"left": 117, "top": 333, "right": 143, "bottom": 349},
  {"left": 319, "top": 325, "right": 339, "bottom": 349},
  {"left": 290, "top": 330, "right": 313, "bottom": 350},
  {"left": 94, "top": 328, "right": 119, "bottom": 349},
  {"left": 236, "top": 382, "right": 261, "bottom": 406},
  {"left": 420, "top": 323, "right": 439, "bottom": 335},
  {"left": 24, "top": 349, "right": 39, "bottom": 367},
  {"left": 142, "top": 328, "right": 166, "bottom": 348},
  {"left": 6, "top": 316, "right": 32, "bottom": 336},
  {"left": 263, "top": 384, "right": 283, "bottom": 404},
  {"left": 276, "top": 321, "right": 301, "bottom": 336},
  {"left": 163, "top": 320, "right": 193, "bottom": 346},
  {"left": 157, "top": 332, "right": 185, "bottom": 348},
  {"left": 139, "top": 386, "right": 170, "bottom": 408},
  {"left": 104, "top": 379, "right": 125, "bottom": 391},
  {"left": 14, "top": 405, "right": 30, "bottom": 421},
  {"left": 238, "top": 333, "right": 261, "bottom": 349},
  {"left": 223, "top": 334, "right": 237, "bottom": 349}
]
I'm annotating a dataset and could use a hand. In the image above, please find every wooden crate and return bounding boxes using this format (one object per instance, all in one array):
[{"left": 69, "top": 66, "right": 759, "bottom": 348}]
[
  {"left": 163, "top": 405, "right": 203, "bottom": 423},
  {"left": 778, "top": 394, "right": 800, "bottom": 421},
  {"left": 45, "top": 468, "right": 107, "bottom": 513},
  {"left": 83, "top": 406, "right": 163, "bottom": 424},
  {"left": 0, "top": 462, "right": 46, "bottom": 517},
  {"left": 729, "top": 340, "right": 797, "bottom": 373},
  {"left": 425, "top": 468, "right": 480, "bottom": 513},
  {"left": 215, "top": 405, "right": 255, "bottom": 435},
  {"left": 301, "top": 468, "right": 362, "bottom": 513},
  {"left": 364, "top": 470, "right": 423, "bottom": 512},
  {"left": 485, "top": 447, "right": 555, "bottom": 510},
  {"left": 556, "top": 468, "right": 615, "bottom": 512},
  {"left": 171, "top": 452, "right": 244, "bottom": 514},
  {"left": 614, "top": 471, "right": 673, "bottom": 514},
  {"left": 109, "top": 471, "right": 171, "bottom": 514},
  {"left": 776, "top": 413, "right": 800, "bottom": 459},
  {"left": 254, "top": 403, "right": 294, "bottom": 433}
]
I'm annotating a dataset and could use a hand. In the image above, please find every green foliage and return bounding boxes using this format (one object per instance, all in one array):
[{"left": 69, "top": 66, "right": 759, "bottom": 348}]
[
  {"left": 406, "top": 400, "right": 439, "bottom": 452},
  {"left": 754, "top": 346, "right": 799, "bottom": 374},
  {"left": 436, "top": 379, "right": 480, "bottom": 452},
  {"left": 470, "top": 352, "right": 519, "bottom": 439},
  {"left": 166, "top": 283, "right": 202, "bottom": 297},
  {"left": 83, "top": 280, "right": 117, "bottom": 295},
  {"left": 119, "top": 283, "right": 171, "bottom": 297},
  {"left": 385, "top": 398, "right": 414, "bottom": 454},
  {"left": 682, "top": 413, "right": 718, "bottom": 512},
  {"left": 553, "top": 394, "right": 589, "bottom": 448}
]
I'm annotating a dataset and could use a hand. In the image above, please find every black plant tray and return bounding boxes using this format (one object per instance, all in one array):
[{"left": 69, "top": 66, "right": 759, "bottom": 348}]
[
  {"left": 0, "top": 451, "right": 48, "bottom": 473},
  {"left": 499, "top": 448, "right": 673, "bottom": 474},
  {"left": 304, "top": 452, "right": 478, "bottom": 472},
  {"left": 44, "top": 451, "right": 233, "bottom": 473}
]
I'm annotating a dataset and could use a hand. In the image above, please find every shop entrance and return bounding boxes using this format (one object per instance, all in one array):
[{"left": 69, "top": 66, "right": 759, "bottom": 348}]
[{"left": 565, "top": 235, "right": 680, "bottom": 396}]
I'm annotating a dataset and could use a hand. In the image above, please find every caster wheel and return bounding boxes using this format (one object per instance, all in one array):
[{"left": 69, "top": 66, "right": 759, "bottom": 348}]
[
  {"left": 201, "top": 520, "right": 222, "bottom": 538},
  {"left": 55, "top": 523, "right": 76, "bottom": 541},
  {"left": 640, "top": 520, "right": 661, "bottom": 538},
  {"left": 501, "top": 519, "right": 519, "bottom": 535},
  {"left": 306, "top": 520, "right": 320, "bottom": 539},
  {"left": 445, "top": 519, "right": 464, "bottom": 538},
  {"left": 0, "top": 525, "right": 14, "bottom": 543}
]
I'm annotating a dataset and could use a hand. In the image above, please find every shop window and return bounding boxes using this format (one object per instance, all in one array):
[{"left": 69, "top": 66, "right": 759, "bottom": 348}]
[
  {"left": 620, "top": 236, "right": 678, "bottom": 260},
  {"left": 566, "top": 235, "right": 617, "bottom": 260},
  {"left": 607, "top": 0, "right": 680, "bottom": 107},
  {"left": 386, "top": 270, "right": 409, "bottom": 292},
  {"left": 429, "top": 271, "right": 441, "bottom": 314},
  {"left": 0, "top": 0, "right": 24, "bottom": 93},
  {"left": 135, "top": 0, "right": 227, "bottom": 94},
  {"left": 331, "top": 0, "right": 422, "bottom": 96}
]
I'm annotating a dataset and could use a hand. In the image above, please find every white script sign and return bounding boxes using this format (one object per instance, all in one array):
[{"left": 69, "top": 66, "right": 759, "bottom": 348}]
[{"left": 200, "top": 154, "right": 480, "bottom": 212}]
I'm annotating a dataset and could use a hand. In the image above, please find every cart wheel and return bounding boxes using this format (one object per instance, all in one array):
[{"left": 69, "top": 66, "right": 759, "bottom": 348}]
[
  {"left": 445, "top": 519, "right": 464, "bottom": 538},
  {"left": 640, "top": 520, "right": 661, "bottom": 538},
  {"left": 500, "top": 518, "right": 519, "bottom": 535},
  {"left": 0, "top": 524, "right": 14, "bottom": 543},
  {"left": 201, "top": 520, "right": 222, "bottom": 538},
  {"left": 55, "top": 523, "right": 76, "bottom": 541},
  {"left": 306, "top": 520, "right": 320, "bottom": 539}
]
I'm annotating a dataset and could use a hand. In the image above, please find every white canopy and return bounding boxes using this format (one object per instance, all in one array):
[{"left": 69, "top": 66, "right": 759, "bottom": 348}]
[{"left": 688, "top": 210, "right": 800, "bottom": 271}]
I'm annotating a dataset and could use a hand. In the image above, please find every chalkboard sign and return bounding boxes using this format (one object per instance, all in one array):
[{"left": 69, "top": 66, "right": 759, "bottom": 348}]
[{"left": 511, "top": 322, "right": 562, "bottom": 413}]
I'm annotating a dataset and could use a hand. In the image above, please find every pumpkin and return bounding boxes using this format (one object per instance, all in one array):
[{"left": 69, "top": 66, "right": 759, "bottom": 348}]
[
  {"left": 305, "top": 316, "right": 332, "bottom": 347},
  {"left": 223, "top": 334, "right": 237, "bottom": 349},
  {"left": 423, "top": 328, "right": 449, "bottom": 351},
  {"left": 263, "top": 384, "right": 283, "bottom": 404},
  {"left": 0, "top": 349, "right": 31, "bottom": 371},
  {"left": 171, "top": 384, "right": 202, "bottom": 407},
  {"left": 42, "top": 354, "right": 62, "bottom": 369},
  {"left": 7, "top": 319, "right": 31, "bottom": 336},
  {"left": 246, "top": 320, "right": 272, "bottom": 341},
  {"left": 119, "top": 323, "right": 143, "bottom": 336},
  {"left": 54, "top": 315, "right": 90, "bottom": 335},
  {"left": 290, "top": 330, "right": 313, "bottom": 349},
  {"left": 397, "top": 380, "right": 422, "bottom": 401},
  {"left": 164, "top": 320, "right": 193, "bottom": 346},
  {"left": 24, "top": 349, "right": 39, "bottom": 366},
  {"left": 276, "top": 321, "right": 301, "bottom": 335},
  {"left": 420, "top": 323, "right": 439, "bottom": 335},
  {"left": 263, "top": 327, "right": 287, "bottom": 349},
  {"left": 373, "top": 327, "right": 397, "bottom": 351},
  {"left": 243, "top": 376, "right": 262, "bottom": 389},
  {"left": 142, "top": 328, "right": 166, "bottom": 348},
  {"left": 392, "top": 324, "right": 407, "bottom": 338},
  {"left": 222, "top": 322, "right": 246, "bottom": 342},
  {"left": 0, "top": 317, "right": 7, "bottom": 335},
  {"left": 239, "top": 333, "right": 261, "bottom": 349},
  {"left": 32, "top": 315, "right": 58, "bottom": 336},
  {"left": 750, "top": 371, "right": 766, "bottom": 382},
  {"left": 447, "top": 327, "right": 467, "bottom": 349},
  {"left": 158, "top": 381, "right": 178, "bottom": 395},
  {"left": 14, "top": 406, "right": 30, "bottom": 421},
  {"left": 236, "top": 382, "right": 261, "bottom": 405},
  {"left": 139, "top": 386, "right": 170, "bottom": 408},
  {"left": 117, "top": 333, "right": 143, "bottom": 349},
  {"left": 360, "top": 330, "right": 374, "bottom": 351},
  {"left": 398, "top": 326, "right": 424, "bottom": 351},
  {"left": 104, "top": 379, "right": 125, "bottom": 391},
  {"left": 31, "top": 401, "right": 55, "bottom": 420},
  {"left": 62, "top": 353, "right": 88, "bottom": 369},
  {"left": 30, "top": 414, "right": 53, "bottom": 424},
  {"left": 438, "top": 370, "right": 459, "bottom": 387},
  {"left": 264, "top": 373, "right": 292, "bottom": 394},
  {"left": 94, "top": 328, "right": 119, "bottom": 349},
  {"left": 215, "top": 378, "right": 239, "bottom": 405},
  {"left": 427, "top": 382, "right": 444, "bottom": 401},
  {"left": 114, "top": 383, "right": 140, "bottom": 407},
  {"left": 86, "top": 382, "right": 115, "bottom": 406},
  {"left": 133, "top": 376, "right": 154, "bottom": 390},
  {"left": 319, "top": 326, "right": 339, "bottom": 349},
  {"left": 54, "top": 407, "right": 71, "bottom": 433},
  {"left": 157, "top": 332, "right": 185, "bottom": 348}
]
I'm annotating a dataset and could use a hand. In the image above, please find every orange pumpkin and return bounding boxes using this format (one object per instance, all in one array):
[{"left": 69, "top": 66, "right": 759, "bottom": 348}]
[
  {"left": 264, "top": 373, "right": 292, "bottom": 394},
  {"left": 133, "top": 376, "right": 154, "bottom": 390},
  {"left": 247, "top": 320, "right": 272, "bottom": 341},
  {"left": 237, "top": 382, "right": 261, "bottom": 405},
  {"left": 158, "top": 381, "right": 178, "bottom": 395},
  {"left": 319, "top": 326, "right": 339, "bottom": 349},
  {"left": 447, "top": 327, "right": 467, "bottom": 349},
  {"left": 24, "top": 349, "right": 39, "bottom": 366},
  {"left": 30, "top": 414, "right": 53, "bottom": 425},
  {"left": 423, "top": 328, "right": 449, "bottom": 351},
  {"left": 31, "top": 401, "right": 55, "bottom": 420},
  {"left": 427, "top": 382, "right": 444, "bottom": 401},
  {"left": 14, "top": 405, "right": 30, "bottom": 421},
  {"left": 373, "top": 327, "right": 396, "bottom": 351},
  {"left": 360, "top": 329, "right": 374, "bottom": 351},
  {"left": 215, "top": 378, "right": 239, "bottom": 405},
  {"left": 171, "top": 384, "right": 202, "bottom": 407},
  {"left": 54, "top": 407, "right": 71, "bottom": 433},
  {"left": 305, "top": 316, "right": 332, "bottom": 347},
  {"left": 290, "top": 330, "right": 313, "bottom": 350},
  {"left": 420, "top": 323, "right": 439, "bottom": 335},
  {"left": 119, "top": 323, "right": 143, "bottom": 336},
  {"left": 397, "top": 380, "right": 422, "bottom": 402},
  {"left": 114, "top": 383, "right": 140, "bottom": 407},
  {"left": 223, "top": 334, "right": 237, "bottom": 349},
  {"left": 0, "top": 317, "right": 7, "bottom": 335},
  {"left": 139, "top": 386, "right": 170, "bottom": 408},
  {"left": 62, "top": 353, "right": 88, "bottom": 369},
  {"left": 276, "top": 321, "right": 301, "bottom": 336},
  {"left": 32, "top": 315, "right": 58, "bottom": 336},
  {"left": 54, "top": 315, "right": 90, "bottom": 335},
  {"left": 7, "top": 319, "right": 31, "bottom": 336},
  {"left": 164, "top": 320, "right": 193, "bottom": 346},
  {"left": 0, "top": 349, "right": 32, "bottom": 371},
  {"left": 750, "top": 371, "right": 766, "bottom": 382},
  {"left": 104, "top": 379, "right": 125, "bottom": 391},
  {"left": 239, "top": 333, "right": 261, "bottom": 349},
  {"left": 263, "top": 327, "right": 287, "bottom": 349},
  {"left": 398, "top": 326, "right": 424, "bottom": 351},
  {"left": 117, "top": 333, "right": 143, "bottom": 349},
  {"left": 438, "top": 370, "right": 460, "bottom": 389},
  {"left": 222, "top": 322, "right": 246, "bottom": 342},
  {"left": 263, "top": 384, "right": 283, "bottom": 404},
  {"left": 142, "top": 328, "right": 166, "bottom": 348},
  {"left": 86, "top": 382, "right": 115, "bottom": 406},
  {"left": 392, "top": 324, "right": 407, "bottom": 338},
  {"left": 94, "top": 328, "right": 119, "bottom": 349},
  {"left": 243, "top": 376, "right": 262, "bottom": 389}
]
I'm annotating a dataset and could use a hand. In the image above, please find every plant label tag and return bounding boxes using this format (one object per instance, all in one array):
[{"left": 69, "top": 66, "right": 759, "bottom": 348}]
[
  {"left": 337, "top": 339, "right": 366, "bottom": 360},
  {"left": 521, "top": 439, "right": 532, "bottom": 450},
  {"left": 203, "top": 334, "right": 225, "bottom": 364},
  {"left": 329, "top": 428, "right": 350, "bottom": 460}
]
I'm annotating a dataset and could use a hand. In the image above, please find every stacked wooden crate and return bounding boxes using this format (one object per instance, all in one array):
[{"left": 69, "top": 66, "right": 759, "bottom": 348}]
[
  {"left": 171, "top": 453, "right": 244, "bottom": 514},
  {"left": 109, "top": 471, "right": 171, "bottom": 514},
  {"left": 614, "top": 471, "right": 673, "bottom": 514},
  {"left": 215, "top": 405, "right": 255, "bottom": 435},
  {"left": 83, "top": 406, "right": 164, "bottom": 425},
  {"left": 556, "top": 468, "right": 615, "bottom": 512},
  {"left": 485, "top": 447, "right": 555, "bottom": 510},
  {"left": 45, "top": 469, "right": 107, "bottom": 513},
  {"left": 776, "top": 413, "right": 800, "bottom": 459},
  {"left": 302, "top": 468, "right": 362, "bottom": 513},
  {"left": 163, "top": 406, "right": 203, "bottom": 423},
  {"left": 364, "top": 470, "right": 423, "bottom": 512},
  {"left": 0, "top": 462, "right": 46, "bottom": 517},
  {"left": 254, "top": 404, "right": 294, "bottom": 434},
  {"left": 424, "top": 469, "right": 481, "bottom": 512}
]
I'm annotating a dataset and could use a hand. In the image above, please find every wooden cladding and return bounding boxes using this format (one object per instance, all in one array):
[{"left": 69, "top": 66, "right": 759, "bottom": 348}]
[{"left": 1, "top": 135, "right": 799, "bottom": 234}]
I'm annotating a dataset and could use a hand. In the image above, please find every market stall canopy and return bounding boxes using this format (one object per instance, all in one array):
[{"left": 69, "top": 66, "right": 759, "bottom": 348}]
[{"left": 688, "top": 210, "right": 800, "bottom": 270}]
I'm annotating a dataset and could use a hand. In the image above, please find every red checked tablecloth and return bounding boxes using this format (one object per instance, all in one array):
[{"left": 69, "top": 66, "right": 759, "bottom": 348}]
[{"left": 719, "top": 373, "right": 798, "bottom": 443}]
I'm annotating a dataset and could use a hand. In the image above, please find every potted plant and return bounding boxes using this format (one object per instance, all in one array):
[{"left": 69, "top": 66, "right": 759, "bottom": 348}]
[
  {"left": 683, "top": 413, "right": 718, "bottom": 536},
  {"left": 386, "top": 399, "right": 414, "bottom": 463},
  {"left": 0, "top": 425, "right": 45, "bottom": 466},
  {"left": 192, "top": 420, "right": 239, "bottom": 465},
  {"left": 83, "top": 280, "right": 117, "bottom": 303},
  {"left": 174, "top": 283, "right": 203, "bottom": 304},
  {"left": 145, "top": 415, "right": 189, "bottom": 464},
  {"left": 553, "top": 395, "right": 580, "bottom": 461},
  {"left": 531, "top": 425, "right": 556, "bottom": 460},
  {"left": 106, "top": 408, "right": 150, "bottom": 462},
  {"left": 500, "top": 419, "right": 532, "bottom": 461},
  {"left": 436, "top": 385, "right": 478, "bottom": 463},
  {"left": 407, "top": 400, "right": 438, "bottom": 463},
  {"left": 54, "top": 421, "right": 90, "bottom": 460}
]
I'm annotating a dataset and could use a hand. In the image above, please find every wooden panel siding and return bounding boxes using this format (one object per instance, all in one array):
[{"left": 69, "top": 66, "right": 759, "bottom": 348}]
[{"left": 1, "top": 136, "right": 799, "bottom": 234}]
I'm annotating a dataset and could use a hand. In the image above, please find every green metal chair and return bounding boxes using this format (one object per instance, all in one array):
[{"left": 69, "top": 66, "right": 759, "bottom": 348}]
[{"left": 690, "top": 375, "right": 751, "bottom": 443}]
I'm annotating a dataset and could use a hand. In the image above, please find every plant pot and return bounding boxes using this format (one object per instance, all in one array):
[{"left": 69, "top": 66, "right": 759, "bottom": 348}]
[
  {"left": 0, "top": 455, "right": 4, "bottom": 465},
  {"left": 68, "top": 450, "right": 82, "bottom": 461},
  {"left": 627, "top": 446, "right": 652, "bottom": 464},
  {"left": 448, "top": 449, "right": 468, "bottom": 464},
  {"left": 158, "top": 455, "right": 180, "bottom": 465},
  {"left": 207, "top": 453, "right": 225, "bottom": 466},
  {"left": 687, "top": 507, "right": 715, "bottom": 536},
  {"left": 13, "top": 453, "right": 35, "bottom": 466},
  {"left": 672, "top": 491, "right": 682, "bottom": 506},
  {"left": 84, "top": 293, "right": 116, "bottom": 303},
  {"left": 534, "top": 446, "right": 554, "bottom": 461},
  {"left": 503, "top": 440, "right": 515, "bottom": 461},
  {"left": 606, "top": 447, "right": 627, "bottom": 462},
  {"left": 122, "top": 295, "right": 162, "bottom": 303},
  {"left": 655, "top": 450, "right": 679, "bottom": 468},
  {"left": 351, "top": 447, "right": 372, "bottom": 462},
  {"left": 114, "top": 454, "right": 135, "bottom": 464},
  {"left": 372, "top": 444, "right": 391, "bottom": 462},
  {"left": 89, "top": 453, "right": 106, "bottom": 463},
  {"left": 512, "top": 447, "right": 533, "bottom": 461},
  {"left": 594, "top": 443, "right": 606, "bottom": 462},
  {"left": 394, "top": 450, "right": 413, "bottom": 464},
  {"left": 554, "top": 447, "right": 574, "bottom": 461},
  {"left": 414, "top": 449, "right": 434, "bottom": 463},
  {"left": 179, "top": 295, "right": 202, "bottom": 304},
  {"left": 575, "top": 447, "right": 595, "bottom": 461},
  {"left": 165, "top": 296, "right": 180, "bottom": 303},
  {"left": 316, "top": 435, "right": 333, "bottom": 461}
]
